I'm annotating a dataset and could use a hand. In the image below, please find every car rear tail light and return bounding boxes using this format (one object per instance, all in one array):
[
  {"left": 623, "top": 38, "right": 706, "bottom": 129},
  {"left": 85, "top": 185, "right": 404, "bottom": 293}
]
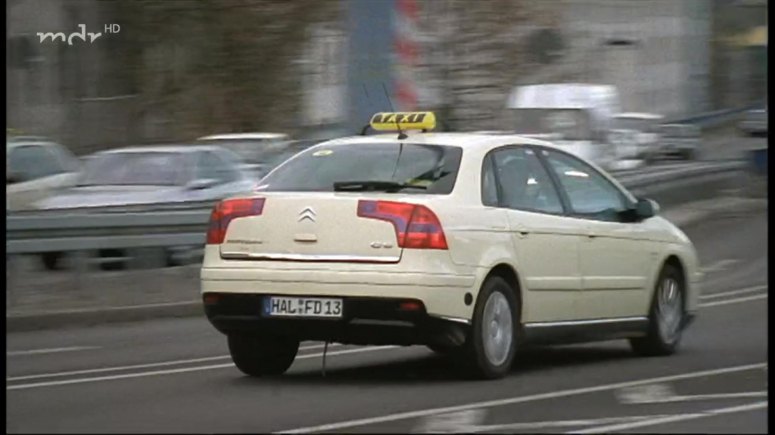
[
  {"left": 398, "top": 300, "right": 424, "bottom": 312},
  {"left": 206, "top": 198, "right": 265, "bottom": 244},
  {"left": 203, "top": 294, "right": 220, "bottom": 305},
  {"left": 357, "top": 200, "right": 448, "bottom": 250}
]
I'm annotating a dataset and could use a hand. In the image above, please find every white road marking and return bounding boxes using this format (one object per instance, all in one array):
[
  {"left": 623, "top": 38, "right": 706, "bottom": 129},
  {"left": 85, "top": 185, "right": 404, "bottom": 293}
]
[
  {"left": 699, "top": 259, "right": 740, "bottom": 274},
  {"left": 6, "top": 346, "right": 397, "bottom": 390},
  {"left": 425, "top": 415, "right": 674, "bottom": 433},
  {"left": 700, "top": 284, "right": 767, "bottom": 300},
  {"left": 632, "top": 392, "right": 768, "bottom": 404},
  {"left": 416, "top": 409, "right": 486, "bottom": 433},
  {"left": 567, "top": 401, "right": 768, "bottom": 434},
  {"left": 617, "top": 384, "right": 767, "bottom": 404},
  {"left": 6, "top": 342, "right": 340, "bottom": 382},
  {"left": 6, "top": 346, "right": 100, "bottom": 356},
  {"left": 700, "top": 293, "right": 768, "bottom": 308},
  {"left": 277, "top": 362, "right": 767, "bottom": 434}
]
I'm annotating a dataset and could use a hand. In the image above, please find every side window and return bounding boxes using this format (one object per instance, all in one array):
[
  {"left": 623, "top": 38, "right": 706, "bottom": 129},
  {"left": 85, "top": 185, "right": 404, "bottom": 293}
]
[
  {"left": 197, "top": 152, "right": 225, "bottom": 184},
  {"left": 481, "top": 155, "right": 499, "bottom": 207},
  {"left": 214, "top": 150, "right": 241, "bottom": 183},
  {"left": 198, "top": 151, "right": 240, "bottom": 184},
  {"left": 8, "top": 145, "right": 66, "bottom": 182},
  {"left": 542, "top": 149, "right": 627, "bottom": 220},
  {"left": 490, "top": 147, "right": 563, "bottom": 214}
]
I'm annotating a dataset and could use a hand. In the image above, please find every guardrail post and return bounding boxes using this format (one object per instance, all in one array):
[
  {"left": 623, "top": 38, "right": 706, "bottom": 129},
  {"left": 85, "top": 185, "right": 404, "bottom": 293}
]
[
  {"left": 72, "top": 250, "right": 90, "bottom": 292},
  {"left": 746, "top": 146, "right": 768, "bottom": 198},
  {"left": 7, "top": 254, "right": 17, "bottom": 309}
]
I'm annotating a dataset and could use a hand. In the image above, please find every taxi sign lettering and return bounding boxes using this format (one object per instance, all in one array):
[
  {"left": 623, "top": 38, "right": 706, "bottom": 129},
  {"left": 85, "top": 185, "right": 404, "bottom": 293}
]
[{"left": 370, "top": 111, "right": 436, "bottom": 131}]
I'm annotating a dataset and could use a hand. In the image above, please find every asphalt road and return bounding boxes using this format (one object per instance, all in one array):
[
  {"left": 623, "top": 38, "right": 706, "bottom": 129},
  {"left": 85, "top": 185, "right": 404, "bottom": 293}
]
[{"left": 6, "top": 201, "right": 768, "bottom": 433}]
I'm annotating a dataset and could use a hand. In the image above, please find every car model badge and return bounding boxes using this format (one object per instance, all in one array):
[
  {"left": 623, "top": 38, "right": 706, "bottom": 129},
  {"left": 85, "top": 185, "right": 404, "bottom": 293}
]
[{"left": 298, "top": 207, "right": 317, "bottom": 222}]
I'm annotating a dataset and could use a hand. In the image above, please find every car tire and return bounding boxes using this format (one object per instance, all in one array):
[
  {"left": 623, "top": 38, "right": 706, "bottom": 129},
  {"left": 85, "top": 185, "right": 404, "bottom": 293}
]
[
  {"left": 458, "top": 276, "right": 519, "bottom": 379},
  {"left": 40, "top": 252, "right": 64, "bottom": 271},
  {"left": 630, "top": 264, "right": 686, "bottom": 357},
  {"left": 227, "top": 333, "right": 299, "bottom": 377}
]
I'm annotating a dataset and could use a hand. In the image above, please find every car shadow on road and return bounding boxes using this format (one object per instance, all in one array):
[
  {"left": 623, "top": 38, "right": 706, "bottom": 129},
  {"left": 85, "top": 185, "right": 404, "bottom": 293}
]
[{"left": 230, "top": 343, "right": 637, "bottom": 386}]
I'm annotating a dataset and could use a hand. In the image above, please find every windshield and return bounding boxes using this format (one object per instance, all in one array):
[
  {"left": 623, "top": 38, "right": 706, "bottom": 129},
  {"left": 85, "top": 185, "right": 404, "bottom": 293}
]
[
  {"left": 614, "top": 118, "right": 657, "bottom": 132},
  {"left": 197, "top": 139, "right": 288, "bottom": 164},
  {"left": 510, "top": 108, "right": 593, "bottom": 140},
  {"left": 257, "top": 142, "right": 463, "bottom": 194},
  {"left": 660, "top": 125, "right": 698, "bottom": 138},
  {"left": 78, "top": 152, "right": 189, "bottom": 186}
]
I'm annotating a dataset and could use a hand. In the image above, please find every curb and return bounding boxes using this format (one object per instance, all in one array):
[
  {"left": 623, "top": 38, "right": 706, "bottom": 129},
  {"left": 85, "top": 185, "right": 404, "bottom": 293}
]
[
  {"left": 7, "top": 301, "right": 202, "bottom": 333},
  {"left": 6, "top": 196, "right": 766, "bottom": 333}
]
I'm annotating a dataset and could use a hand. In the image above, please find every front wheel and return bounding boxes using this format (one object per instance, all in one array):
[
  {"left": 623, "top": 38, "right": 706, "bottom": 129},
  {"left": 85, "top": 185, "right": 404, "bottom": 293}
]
[
  {"left": 228, "top": 334, "right": 299, "bottom": 377},
  {"left": 630, "top": 264, "right": 686, "bottom": 356},
  {"left": 458, "top": 276, "right": 519, "bottom": 379}
]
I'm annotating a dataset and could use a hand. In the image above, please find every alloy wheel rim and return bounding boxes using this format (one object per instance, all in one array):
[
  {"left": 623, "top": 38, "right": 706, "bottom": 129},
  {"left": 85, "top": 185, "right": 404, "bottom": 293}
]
[
  {"left": 656, "top": 277, "right": 683, "bottom": 344},
  {"left": 482, "top": 292, "right": 513, "bottom": 366}
]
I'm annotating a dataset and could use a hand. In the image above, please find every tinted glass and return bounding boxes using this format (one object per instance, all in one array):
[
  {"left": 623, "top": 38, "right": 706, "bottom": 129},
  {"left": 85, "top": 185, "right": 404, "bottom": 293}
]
[
  {"left": 198, "top": 139, "right": 286, "bottom": 164},
  {"left": 542, "top": 149, "right": 626, "bottom": 220},
  {"left": 258, "top": 143, "right": 463, "bottom": 194},
  {"left": 490, "top": 147, "right": 563, "bottom": 214},
  {"left": 198, "top": 151, "right": 240, "bottom": 184},
  {"left": 481, "top": 155, "right": 499, "bottom": 207},
  {"left": 510, "top": 108, "right": 593, "bottom": 140},
  {"left": 8, "top": 145, "right": 67, "bottom": 181},
  {"left": 79, "top": 152, "right": 188, "bottom": 186}
]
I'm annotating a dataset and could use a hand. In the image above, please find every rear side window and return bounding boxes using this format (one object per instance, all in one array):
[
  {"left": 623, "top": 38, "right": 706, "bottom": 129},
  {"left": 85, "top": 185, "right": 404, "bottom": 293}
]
[
  {"left": 258, "top": 143, "right": 463, "bottom": 194},
  {"left": 8, "top": 145, "right": 67, "bottom": 181},
  {"left": 487, "top": 147, "right": 563, "bottom": 214}
]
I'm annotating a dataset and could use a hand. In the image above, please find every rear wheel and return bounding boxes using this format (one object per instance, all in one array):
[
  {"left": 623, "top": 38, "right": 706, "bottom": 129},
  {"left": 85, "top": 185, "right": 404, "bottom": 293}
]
[
  {"left": 458, "top": 276, "right": 518, "bottom": 379},
  {"left": 227, "top": 334, "right": 299, "bottom": 377},
  {"left": 630, "top": 264, "right": 686, "bottom": 356}
]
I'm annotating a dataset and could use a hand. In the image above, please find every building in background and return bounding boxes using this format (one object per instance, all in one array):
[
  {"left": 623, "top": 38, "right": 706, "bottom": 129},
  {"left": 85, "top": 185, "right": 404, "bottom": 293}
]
[{"left": 6, "top": 0, "right": 767, "bottom": 153}]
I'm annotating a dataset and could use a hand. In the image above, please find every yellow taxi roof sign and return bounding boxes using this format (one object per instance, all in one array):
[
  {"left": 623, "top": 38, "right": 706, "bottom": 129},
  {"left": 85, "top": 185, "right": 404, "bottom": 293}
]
[{"left": 370, "top": 111, "right": 436, "bottom": 132}]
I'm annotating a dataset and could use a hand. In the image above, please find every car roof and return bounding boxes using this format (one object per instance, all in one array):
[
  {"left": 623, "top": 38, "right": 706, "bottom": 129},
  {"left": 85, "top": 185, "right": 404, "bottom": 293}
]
[
  {"left": 615, "top": 112, "right": 664, "bottom": 119},
  {"left": 197, "top": 133, "right": 288, "bottom": 141},
  {"left": 6, "top": 140, "right": 60, "bottom": 149},
  {"left": 96, "top": 144, "right": 225, "bottom": 154},
  {"left": 311, "top": 132, "right": 558, "bottom": 150}
]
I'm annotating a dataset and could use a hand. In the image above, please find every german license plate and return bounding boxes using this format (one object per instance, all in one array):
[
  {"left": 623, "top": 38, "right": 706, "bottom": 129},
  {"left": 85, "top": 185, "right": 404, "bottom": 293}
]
[{"left": 263, "top": 296, "right": 343, "bottom": 318}]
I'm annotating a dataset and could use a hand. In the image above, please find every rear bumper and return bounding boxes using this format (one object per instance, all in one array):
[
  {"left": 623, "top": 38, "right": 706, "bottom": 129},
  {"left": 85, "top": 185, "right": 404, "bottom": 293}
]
[
  {"left": 200, "top": 267, "right": 477, "bottom": 320},
  {"left": 203, "top": 293, "right": 470, "bottom": 347}
]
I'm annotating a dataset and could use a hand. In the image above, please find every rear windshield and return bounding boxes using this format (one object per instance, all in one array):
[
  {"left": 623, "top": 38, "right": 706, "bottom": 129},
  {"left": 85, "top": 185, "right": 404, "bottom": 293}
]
[
  {"left": 78, "top": 152, "right": 188, "bottom": 186},
  {"left": 257, "top": 142, "right": 463, "bottom": 194}
]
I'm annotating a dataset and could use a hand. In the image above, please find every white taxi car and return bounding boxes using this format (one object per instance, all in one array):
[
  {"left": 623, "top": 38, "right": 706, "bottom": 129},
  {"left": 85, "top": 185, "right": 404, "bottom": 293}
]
[{"left": 201, "top": 112, "right": 701, "bottom": 379}]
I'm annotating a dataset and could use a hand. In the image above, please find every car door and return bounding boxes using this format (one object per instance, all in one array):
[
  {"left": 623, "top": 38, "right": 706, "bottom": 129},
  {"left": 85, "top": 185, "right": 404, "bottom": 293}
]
[
  {"left": 540, "top": 148, "right": 654, "bottom": 319},
  {"left": 484, "top": 146, "right": 584, "bottom": 323}
]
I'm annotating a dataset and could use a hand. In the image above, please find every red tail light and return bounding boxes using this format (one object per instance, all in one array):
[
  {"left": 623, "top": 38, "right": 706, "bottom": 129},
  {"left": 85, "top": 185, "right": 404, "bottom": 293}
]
[
  {"left": 206, "top": 198, "right": 265, "bottom": 244},
  {"left": 357, "top": 200, "right": 448, "bottom": 250}
]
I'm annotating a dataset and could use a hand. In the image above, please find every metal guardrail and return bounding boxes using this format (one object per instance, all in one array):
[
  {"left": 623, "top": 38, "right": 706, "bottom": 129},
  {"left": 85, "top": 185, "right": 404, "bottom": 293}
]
[
  {"left": 5, "top": 161, "right": 746, "bottom": 257},
  {"left": 665, "top": 101, "right": 764, "bottom": 129}
]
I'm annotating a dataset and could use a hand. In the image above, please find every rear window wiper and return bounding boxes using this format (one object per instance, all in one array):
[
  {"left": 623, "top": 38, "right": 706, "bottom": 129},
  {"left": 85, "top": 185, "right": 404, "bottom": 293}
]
[{"left": 333, "top": 180, "right": 428, "bottom": 192}]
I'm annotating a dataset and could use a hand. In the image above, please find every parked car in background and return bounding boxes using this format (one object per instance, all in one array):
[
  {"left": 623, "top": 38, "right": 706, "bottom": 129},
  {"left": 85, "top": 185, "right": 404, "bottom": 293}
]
[
  {"left": 739, "top": 108, "right": 768, "bottom": 137},
  {"left": 655, "top": 124, "right": 701, "bottom": 161},
  {"left": 34, "top": 145, "right": 255, "bottom": 210},
  {"left": 33, "top": 144, "right": 256, "bottom": 270},
  {"left": 196, "top": 133, "right": 293, "bottom": 180},
  {"left": 611, "top": 112, "right": 664, "bottom": 162},
  {"left": 6, "top": 137, "right": 81, "bottom": 212}
]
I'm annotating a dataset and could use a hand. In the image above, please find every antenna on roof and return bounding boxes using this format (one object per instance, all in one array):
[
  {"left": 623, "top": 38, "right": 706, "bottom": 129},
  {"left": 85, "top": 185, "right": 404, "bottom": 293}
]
[{"left": 382, "top": 83, "right": 407, "bottom": 140}]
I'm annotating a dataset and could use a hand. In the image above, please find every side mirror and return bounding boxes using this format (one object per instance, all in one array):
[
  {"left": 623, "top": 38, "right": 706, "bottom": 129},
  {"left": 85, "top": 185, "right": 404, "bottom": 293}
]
[
  {"left": 186, "top": 178, "right": 219, "bottom": 190},
  {"left": 635, "top": 198, "right": 660, "bottom": 219}
]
